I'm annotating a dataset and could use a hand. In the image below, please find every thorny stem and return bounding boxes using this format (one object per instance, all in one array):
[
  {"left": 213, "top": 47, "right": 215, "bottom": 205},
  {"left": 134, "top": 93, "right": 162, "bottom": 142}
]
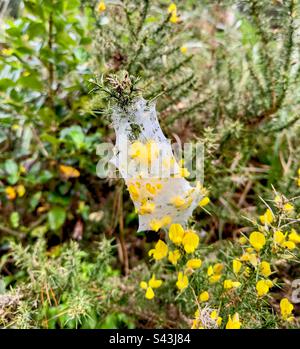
[
  {"left": 117, "top": 182, "right": 129, "bottom": 275},
  {"left": 0, "top": 224, "right": 25, "bottom": 238},
  {"left": 136, "top": 0, "right": 149, "bottom": 37}
]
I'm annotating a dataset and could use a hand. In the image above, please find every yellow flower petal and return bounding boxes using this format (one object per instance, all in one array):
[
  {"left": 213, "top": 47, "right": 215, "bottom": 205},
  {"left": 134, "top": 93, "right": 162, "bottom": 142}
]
[
  {"left": 280, "top": 298, "right": 294, "bottom": 320},
  {"left": 182, "top": 230, "right": 199, "bottom": 253},
  {"left": 199, "top": 291, "right": 209, "bottom": 302},
  {"left": 249, "top": 231, "right": 266, "bottom": 251},
  {"left": 256, "top": 279, "right": 272, "bottom": 297},
  {"left": 16, "top": 184, "right": 25, "bottom": 197},
  {"left": 233, "top": 259, "right": 242, "bottom": 274},
  {"left": 168, "top": 3, "right": 177, "bottom": 13},
  {"left": 5, "top": 186, "right": 16, "bottom": 200},
  {"left": 148, "top": 240, "right": 168, "bottom": 260},
  {"left": 213, "top": 263, "right": 224, "bottom": 274},
  {"left": 148, "top": 275, "right": 162, "bottom": 289},
  {"left": 140, "top": 281, "right": 148, "bottom": 290},
  {"left": 283, "top": 240, "right": 296, "bottom": 250},
  {"left": 274, "top": 230, "right": 285, "bottom": 247},
  {"left": 198, "top": 197, "right": 210, "bottom": 207},
  {"left": 288, "top": 229, "right": 300, "bottom": 244},
  {"left": 186, "top": 258, "right": 202, "bottom": 269},
  {"left": 209, "top": 274, "right": 221, "bottom": 284},
  {"left": 259, "top": 209, "right": 274, "bottom": 225},
  {"left": 145, "top": 287, "right": 155, "bottom": 300},
  {"left": 59, "top": 165, "right": 80, "bottom": 178},
  {"left": 283, "top": 203, "right": 294, "bottom": 213},
  {"left": 180, "top": 46, "right": 187, "bottom": 54},
  {"left": 170, "top": 196, "right": 186, "bottom": 208},
  {"left": 169, "top": 223, "right": 185, "bottom": 245},
  {"left": 176, "top": 272, "right": 188, "bottom": 291},
  {"left": 97, "top": 1, "right": 106, "bottom": 13},
  {"left": 259, "top": 261, "right": 272, "bottom": 277},
  {"left": 226, "top": 313, "right": 241, "bottom": 329},
  {"left": 139, "top": 201, "right": 155, "bottom": 215},
  {"left": 168, "top": 250, "right": 181, "bottom": 265}
]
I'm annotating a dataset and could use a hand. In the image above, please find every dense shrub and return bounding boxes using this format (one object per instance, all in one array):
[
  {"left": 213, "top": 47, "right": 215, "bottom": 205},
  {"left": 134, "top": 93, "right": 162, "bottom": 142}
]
[{"left": 0, "top": 0, "right": 299, "bottom": 328}]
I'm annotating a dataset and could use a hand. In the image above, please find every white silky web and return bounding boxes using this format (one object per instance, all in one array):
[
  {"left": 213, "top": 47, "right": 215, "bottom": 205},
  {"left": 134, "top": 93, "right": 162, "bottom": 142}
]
[{"left": 110, "top": 97, "right": 203, "bottom": 232}]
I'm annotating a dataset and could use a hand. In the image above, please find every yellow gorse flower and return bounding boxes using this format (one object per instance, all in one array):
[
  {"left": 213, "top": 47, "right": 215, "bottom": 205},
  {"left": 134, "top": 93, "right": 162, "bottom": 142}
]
[
  {"left": 149, "top": 215, "right": 171, "bottom": 231},
  {"left": 168, "top": 249, "right": 181, "bottom": 265},
  {"left": 288, "top": 229, "right": 300, "bottom": 244},
  {"left": 5, "top": 186, "right": 16, "bottom": 200},
  {"left": 239, "top": 236, "right": 247, "bottom": 245},
  {"left": 225, "top": 313, "right": 241, "bottom": 329},
  {"left": 180, "top": 46, "right": 187, "bottom": 54},
  {"left": 149, "top": 240, "right": 168, "bottom": 260},
  {"left": 148, "top": 274, "right": 163, "bottom": 288},
  {"left": 182, "top": 230, "right": 199, "bottom": 253},
  {"left": 213, "top": 263, "right": 224, "bottom": 274},
  {"left": 140, "top": 274, "right": 162, "bottom": 300},
  {"left": 283, "top": 203, "right": 294, "bottom": 213},
  {"left": 168, "top": 3, "right": 177, "bottom": 13},
  {"left": 233, "top": 259, "right": 242, "bottom": 274},
  {"left": 169, "top": 223, "right": 185, "bottom": 245},
  {"left": 280, "top": 298, "right": 294, "bottom": 322},
  {"left": 139, "top": 201, "right": 155, "bottom": 215},
  {"left": 149, "top": 215, "right": 169, "bottom": 231},
  {"left": 186, "top": 258, "right": 202, "bottom": 270},
  {"left": 191, "top": 309, "right": 204, "bottom": 329},
  {"left": 207, "top": 265, "right": 214, "bottom": 276},
  {"left": 129, "top": 140, "right": 159, "bottom": 165},
  {"left": 274, "top": 230, "right": 296, "bottom": 250},
  {"left": 249, "top": 231, "right": 266, "bottom": 251},
  {"left": 168, "top": 3, "right": 179, "bottom": 23},
  {"left": 259, "top": 208, "right": 274, "bottom": 225},
  {"left": 274, "top": 230, "right": 285, "bottom": 245},
  {"left": 256, "top": 279, "right": 273, "bottom": 297},
  {"left": 176, "top": 271, "right": 188, "bottom": 290},
  {"left": 210, "top": 310, "right": 222, "bottom": 327},
  {"left": 16, "top": 184, "right": 25, "bottom": 197},
  {"left": 223, "top": 279, "right": 241, "bottom": 289},
  {"left": 207, "top": 263, "right": 223, "bottom": 284},
  {"left": 170, "top": 196, "right": 186, "bottom": 209},
  {"left": 59, "top": 165, "right": 80, "bottom": 178},
  {"left": 198, "top": 196, "right": 210, "bottom": 207},
  {"left": 97, "top": 1, "right": 106, "bottom": 13},
  {"left": 240, "top": 252, "right": 258, "bottom": 267},
  {"left": 128, "top": 183, "right": 140, "bottom": 201},
  {"left": 199, "top": 291, "right": 209, "bottom": 302},
  {"left": 259, "top": 261, "right": 272, "bottom": 277}
]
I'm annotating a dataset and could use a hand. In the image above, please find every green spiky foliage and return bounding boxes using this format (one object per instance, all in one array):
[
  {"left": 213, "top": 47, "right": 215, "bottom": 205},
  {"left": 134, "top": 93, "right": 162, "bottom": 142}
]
[{"left": 1, "top": 0, "right": 300, "bottom": 329}]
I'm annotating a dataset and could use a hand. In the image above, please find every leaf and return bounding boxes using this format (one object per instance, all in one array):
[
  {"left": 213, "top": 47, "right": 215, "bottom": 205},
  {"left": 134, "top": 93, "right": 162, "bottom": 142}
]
[
  {"left": 4, "top": 159, "right": 18, "bottom": 175},
  {"left": 27, "top": 22, "right": 46, "bottom": 39},
  {"left": 60, "top": 126, "right": 85, "bottom": 149},
  {"left": 0, "top": 78, "right": 15, "bottom": 91},
  {"left": 10, "top": 212, "right": 20, "bottom": 229},
  {"left": 48, "top": 207, "right": 66, "bottom": 230},
  {"left": 4, "top": 159, "right": 19, "bottom": 184},
  {"left": 18, "top": 75, "right": 43, "bottom": 91},
  {"left": 30, "top": 191, "right": 42, "bottom": 210},
  {"left": 31, "top": 225, "right": 48, "bottom": 238}
]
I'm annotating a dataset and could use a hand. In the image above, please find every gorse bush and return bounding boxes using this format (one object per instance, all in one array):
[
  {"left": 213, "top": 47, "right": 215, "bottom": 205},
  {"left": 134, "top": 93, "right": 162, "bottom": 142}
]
[
  {"left": 0, "top": 0, "right": 300, "bottom": 328},
  {"left": 0, "top": 237, "right": 125, "bottom": 328}
]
